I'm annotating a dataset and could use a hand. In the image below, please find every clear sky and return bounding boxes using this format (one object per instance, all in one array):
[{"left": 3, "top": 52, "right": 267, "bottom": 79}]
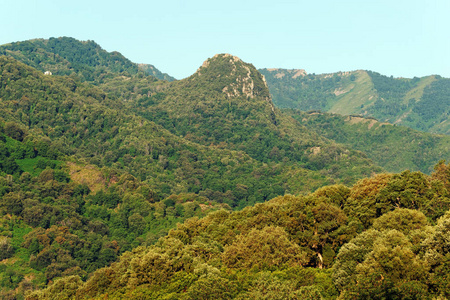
[{"left": 1, "top": 0, "right": 449, "bottom": 79}]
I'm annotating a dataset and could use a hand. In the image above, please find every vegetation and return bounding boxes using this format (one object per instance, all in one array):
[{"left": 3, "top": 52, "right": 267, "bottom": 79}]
[
  {"left": 0, "top": 37, "right": 174, "bottom": 82},
  {"left": 260, "top": 68, "right": 450, "bottom": 134},
  {"left": 26, "top": 162, "right": 450, "bottom": 299},
  {"left": 287, "top": 110, "right": 450, "bottom": 174},
  {"left": 0, "top": 37, "right": 449, "bottom": 299}
]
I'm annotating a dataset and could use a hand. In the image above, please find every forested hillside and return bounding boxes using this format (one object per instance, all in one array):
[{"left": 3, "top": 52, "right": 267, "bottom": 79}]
[
  {"left": 260, "top": 68, "right": 450, "bottom": 134},
  {"left": 286, "top": 110, "right": 450, "bottom": 174},
  {"left": 26, "top": 162, "right": 450, "bottom": 299},
  {"left": 0, "top": 52, "right": 381, "bottom": 298},
  {"left": 0, "top": 37, "right": 449, "bottom": 299},
  {"left": 122, "top": 53, "right": 380, "bottom": 181},
  {"left": 0, "top": 55, "right": 383, "bottom": 205},
  {"left": 0, "top": 37, "right": 175, "bottom": 82}
]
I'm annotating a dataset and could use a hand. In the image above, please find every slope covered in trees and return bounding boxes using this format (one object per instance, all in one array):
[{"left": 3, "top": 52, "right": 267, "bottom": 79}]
[
  {"left": 1, "top": 37, "right": 450, "bottom": 299},
  {"left": 122, "top": 53, "right": 381, "bottom": 182},
  {"left": 0, "top": 54, "right": 383, "bottom": 297},
  {"left": 260, "top": 68, "right": 450, "bottom": 134},
  {"left": 0, "top": 37, "right": 175, "bottom": 82},
  {"left": 2, "top": 37, "right": 447, "bottom": 174},
  {"left": 0, "top": 55, "right": 383, "bottom": 206},
  {"left": 26, "top": 162, "right": 450, "bottom": 299},
  {"left": 0, "top": 143, "right": 228, "bottom": 298},
  {"left": 286, "top": 110, "right": 450, "bottom": 174}
]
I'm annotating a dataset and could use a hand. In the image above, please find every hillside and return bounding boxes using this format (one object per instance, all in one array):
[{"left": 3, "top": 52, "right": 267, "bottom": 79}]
[
  {"left": 137, "top": 63, "right": 176, "bottom": 81},
  {"left": 0, "top": 56, "right": 323, "bottom": 296},
  {"left": 1, "top": 37, "right": 449, "bottom": 299},
  {"left": 0, "top": 49, "right": 384, "bottom": 298},
  {"left": 286, "top": 110, "right": 450, "bottom": 174},
  {"left": 123, "top": 53, "right": 381, "bottom": 183},
  {"left": 2, "top": 37, "right": 447, "bottom": 176},
  {"left": 260, "top": 68, "right": 450, "bottom": 134},
  {"left": 1, "top": 55, "right": 343, "bottom": 207},
  {"left": 0, "top": 37, "right": 175, "bottom": 82},
  {"left": 0, "top": 128, "right": 234, "bottom": 298},
  {"left": 26, "top": 163, "right": 450, "bottom": 299}
]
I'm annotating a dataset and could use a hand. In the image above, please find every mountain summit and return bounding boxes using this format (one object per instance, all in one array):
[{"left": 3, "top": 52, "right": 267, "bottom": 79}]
[
  {"left": 137, "top": 53, "right": 280, "bottom": 139},
  {"left": 193, "top": 53, "right": 272, "bottom": 101}
]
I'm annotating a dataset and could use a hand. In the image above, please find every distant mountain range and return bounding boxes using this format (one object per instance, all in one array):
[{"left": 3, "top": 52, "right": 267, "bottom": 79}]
[
  {"left": 260, "top": 68, "right": 450, "bottom": 134},
  {"left": 2, "top": 37, "right": 448, "bottom": 136}
]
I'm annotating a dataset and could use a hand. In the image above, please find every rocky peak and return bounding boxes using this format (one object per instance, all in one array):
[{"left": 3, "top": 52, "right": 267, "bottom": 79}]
[{"left": 195, "top": 54, "right": 271, "bottom": 101}]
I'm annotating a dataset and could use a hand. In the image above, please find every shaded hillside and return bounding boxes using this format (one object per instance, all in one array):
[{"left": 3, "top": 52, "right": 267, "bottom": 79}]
[
  {"left": 260, "top": 68, "right": 450, "bottom": 134},
  {"left": 286, "top": 110, "right": 450, "bottom": 174},
  {"left": 0, "top": 37, "right": 174, "bottom": 82},
  {"left": 27, "top": 163, "right": 450, "bottom": 299}
]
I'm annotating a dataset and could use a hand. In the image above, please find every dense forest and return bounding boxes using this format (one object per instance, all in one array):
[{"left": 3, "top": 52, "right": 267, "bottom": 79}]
[
  {"left": 0, "top": 37, "right": 449, "bottom": 299},
  {"left": 25, "top": 162, "right": 450, "bottom": 299}
]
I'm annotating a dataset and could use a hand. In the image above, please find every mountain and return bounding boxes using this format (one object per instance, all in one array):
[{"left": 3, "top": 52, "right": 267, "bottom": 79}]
[
  {"left": 1, "top": 37, "right": 450, "bottom": 299},
  {"left": 0, "top": 49, "right": 381, "bottom": 298},
  {"left": 0, "top": 55, "right": 306, "bottom": 208},
  {"left": 260, "top": 68, "right": 450, "bottom": 134},
  {"left": 123, "top": 53, "right": 382, "bottom": 182},
  {"left": 0, "top": 37, "right": 175, "bottom": 82},
  {"left": 0, "top": 56, "right": 306, "bottom": 296}
]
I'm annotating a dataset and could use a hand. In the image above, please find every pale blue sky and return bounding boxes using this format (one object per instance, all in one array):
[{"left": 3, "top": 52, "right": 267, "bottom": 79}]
[{"left": 1, "top": 0, "right": 449, "bottom": 79}]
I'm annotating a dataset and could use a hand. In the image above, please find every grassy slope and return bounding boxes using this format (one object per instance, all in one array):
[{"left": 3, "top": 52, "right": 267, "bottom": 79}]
[
  {"left": 329, "top": 70, "right": 377, "bottom": 115},
  {"left": 262, "top": 67, "right": 449, "bottom": 135},
  {"left": 403, "top": 75, "right": 437, "bottom": 105}
]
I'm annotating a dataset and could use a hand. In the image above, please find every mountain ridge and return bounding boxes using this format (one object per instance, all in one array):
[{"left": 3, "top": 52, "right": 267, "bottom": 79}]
[
  {"left": 0, "top": 37, "right": 175, "bottom": 82},
  {"left": 125, "top": 52, "right": 382, "bottom": 184},
  {"left": 260, "top": 68, "right": 450, "bottom": 134}
]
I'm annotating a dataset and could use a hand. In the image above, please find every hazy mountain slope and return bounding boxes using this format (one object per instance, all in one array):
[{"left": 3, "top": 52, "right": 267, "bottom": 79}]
[
  {"left": 0, "top": 37, "right": 174, "bottom": 82},
  {"left": 329, "top": 70, "right": 377, "bottom": 115},
  {"left": 286, "top": 110, "right": 450, "bottom": 174},
  {"left": 260, "top": 68, "right": 450, "bottom": 134}
]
